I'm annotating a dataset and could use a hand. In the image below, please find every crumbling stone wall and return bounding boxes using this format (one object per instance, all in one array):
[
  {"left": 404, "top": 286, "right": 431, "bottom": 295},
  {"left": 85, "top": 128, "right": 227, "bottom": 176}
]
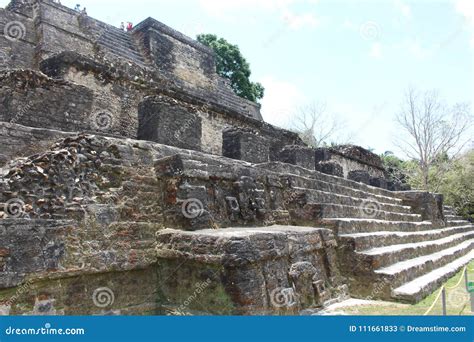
[
  {"left": 0, "top": 8, "right": 36, "bottom": 69},
  {"left": 156, "top": 227, "right": 347, "bottom": 315},
  {"left": 315, "top": 145, "right": 388, "bottom": 188},
  {"left": 0, "top": 70, "right": 94, "bottom": 133},
  {"left": 0, "top": 130, "right": 348, "bottom": 315},
  {"left": 0, "top": 122, "right": 73, "bottom": 165},
  {"left": 134, "top": 17, "right": 216, "bottom": 91}
]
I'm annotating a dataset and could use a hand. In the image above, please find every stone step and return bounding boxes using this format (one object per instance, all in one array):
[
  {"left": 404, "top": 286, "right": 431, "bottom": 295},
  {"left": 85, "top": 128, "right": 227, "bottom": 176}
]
[
  {"left": 96, "top": 30, "right": 137, "bottom": 48},
  {"left": 339, "top": 225, "right": 474, "bottom": 251},
  {"left": 358, "top": 230, "right": 474, "bottom": 269},
  {"left": 375, "top": 239, "right": 474, "bottom": 290},
  {"left": 445, "top": 214, "right": 465, "bottom": 221},
  {"left": 157, "top": 154, "right": 403, "bottom": 207},
  {"left": 285, "top": 174, "right": 403, "bottom": 206},
  {"left": 294, "top": 187, "right": 412, "bottom": 214},
  {"left": 300, "top": 203, "right": 422, "bottom": 222},
  {"left": 122, "top": 181, "right": 158, "bottom": 193},
  {"left": 321, "top": 218, "right": 436, "bottom": 235},
  {"left": 257, "top": 162, "right": 397, "bottom": 199},
  {"left": 97, "top": 38, "right": 145, "bottom": 64},
  {"left": 102, "top": 29, "right": 135, "bottom": 44},
  {"left": 96, "top": 33, "right": 141, "bottom": 53},
  {"left": 392, "top": 249, "right": 474, "bottom": 303}
]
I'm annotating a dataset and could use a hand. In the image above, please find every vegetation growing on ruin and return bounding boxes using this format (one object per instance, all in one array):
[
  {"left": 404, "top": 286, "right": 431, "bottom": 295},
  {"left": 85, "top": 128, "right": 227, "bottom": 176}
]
[{"left": 197, "top": 34, "right": 265, "bottom": 103}]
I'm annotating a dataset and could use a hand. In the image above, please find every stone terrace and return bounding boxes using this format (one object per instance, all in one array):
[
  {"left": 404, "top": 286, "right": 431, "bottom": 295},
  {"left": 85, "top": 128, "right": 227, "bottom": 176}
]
[{"left": 0, "top": 0, "right": 472, "bottom": 315}]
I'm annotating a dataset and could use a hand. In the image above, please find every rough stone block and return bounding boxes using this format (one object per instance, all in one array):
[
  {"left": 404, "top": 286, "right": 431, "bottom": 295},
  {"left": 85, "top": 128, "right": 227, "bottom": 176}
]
[
  {"left": 138, "top": 99, "right": 202, "bottom": 151},
  {"left": 314, "top": 148, "right": 331, "bottom": 162},
  {"left": 278, "top": 145, "right": 315, "bottom": 170},
  {"left": 222, "top": 128, "right": 269, "bottom": 164},
  {"left": 347, "top": 170, "right": 370, "bottom": 185},
  {"left": 315, "top": 161, "right": 343, "bottom": 178},
  {"left": 155, "top": 226, "right": 346, "bottom": 315},
  {"left": 369, "top": 176, "right": 387, "bottom": 189},
  {"left": 395, "top": 191, "right": 445, "bottom": 224}
]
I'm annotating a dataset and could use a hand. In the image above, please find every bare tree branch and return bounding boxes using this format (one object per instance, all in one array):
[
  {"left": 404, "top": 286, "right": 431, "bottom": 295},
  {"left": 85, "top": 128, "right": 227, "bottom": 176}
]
[
  {"left": 395, "top": 88, "right": 473, "bottom": 190},
  {"left": 288, "top": 102, "right": 348, "bottom": 147}
]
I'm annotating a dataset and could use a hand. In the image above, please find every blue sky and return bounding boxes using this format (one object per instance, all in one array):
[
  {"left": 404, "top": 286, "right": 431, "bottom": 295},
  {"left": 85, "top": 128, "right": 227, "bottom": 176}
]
[{"left": 2, "top": 0, "right": 473, "bottom": 155}]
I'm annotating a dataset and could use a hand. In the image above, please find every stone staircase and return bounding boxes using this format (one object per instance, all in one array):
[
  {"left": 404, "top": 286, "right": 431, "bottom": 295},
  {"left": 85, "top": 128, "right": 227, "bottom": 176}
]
[
  {"left": 242, "top": 162, "right": 474, "bottom": 304},
  {"left": 1, "top": 135, "right": 473, "bottom": 313},
  {"left": 91, "top": 22, "right": 147, "bottom": 67},
  {"left": 333, "top": 199, "right": 473, "bottom": 303}
]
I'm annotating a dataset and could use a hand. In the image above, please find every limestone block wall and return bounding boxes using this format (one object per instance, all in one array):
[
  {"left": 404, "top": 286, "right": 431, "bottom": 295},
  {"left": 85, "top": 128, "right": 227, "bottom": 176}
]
[
  {"left": 133, "top": 17, "right": 263, "bottom": 121},
  {"left": 139, "top": 97, "right": 303, "bottom": 157},
  {"left": 0, "top": 122, "right": 73, "bottom": 166},
  {"left": 0, "top": 132, "right": 350, "bottom": 315},
  {"left": 315, "top": 145, "right": 388, "bottom": 188},
  {"left": 0, "top": 8, "right": 36, "bottom": 69},
  {"left": 0, "top": 70, "right": 94, "bottom": 133},
  {"left": 134, "top": 18, "right": 216, "bottom": 91},
  {"left": 156, "top": 227, "right": 346, "bottom": 315},
  {"left": 35, "top": 1, "right": 95, "bottom": 60}
]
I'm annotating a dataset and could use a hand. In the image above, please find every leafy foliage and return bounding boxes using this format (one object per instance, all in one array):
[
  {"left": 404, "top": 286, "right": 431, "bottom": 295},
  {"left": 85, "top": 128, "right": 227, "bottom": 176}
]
[
  {"left": 197, "top": 34, "right": 264, "bottom": 103},
  {"left": 381, "top": 149, "right": 474, "bottom": 221},
  {"left": 437, "top": 150, "right": 474, "bottom": 221}
]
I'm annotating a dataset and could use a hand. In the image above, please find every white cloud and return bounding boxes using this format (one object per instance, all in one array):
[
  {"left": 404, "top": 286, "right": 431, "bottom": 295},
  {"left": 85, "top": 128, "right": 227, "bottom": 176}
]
[
  {"left": 454, "top": 0, "right": 474, "bottom": 47},
  {"left": 281, "top": 8, "right": 320, "bottom": 30},
  {"left": 391, "top": 39, "right": 432, "bottom": 60},
  {"left": 342, "top": 19, "right": 356, "bottom": 30},
  {"left": 369, "top": 42, "right": 383, "bottom": 59},
  {"left": 259, "top": 77, "right": 306, "bottom": 128},
  {"left": 198, "top": 0, "right": 321, "bottom": 30},
  {"left": 406, "top": 40, "right": 432, "bottom": 59},
  {"left": 393, "top": 0, "right": 412, "bottom": 19}
]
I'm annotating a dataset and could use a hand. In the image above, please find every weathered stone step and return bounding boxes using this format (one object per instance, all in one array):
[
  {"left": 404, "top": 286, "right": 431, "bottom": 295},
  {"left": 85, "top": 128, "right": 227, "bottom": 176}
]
[
  {"left": 286, "top": 175, "right": 403, "bottom": 206},
  {"left": 293, "top": 187, "right": 412, "bottom": 214},
  {"left": 300, "top": 203, "right": 422, "bottom": 222},
  {"left": 96, "top": 34, "right": 143, "bottom": 55},
  {"left": 257, "top": 162, "right": 398, "bottom": 199},
  {"left": 446, "top": 219, "right": 472, "bottom": 226},
  {"left": 376, "top": 239, "right": 474, "bottom": 290},
  {"left": 96, "top": 31, "right": 137, "bottom": 49},
  {"left": 321, "top": 218, "right": 436, "bottom": 235},
  {"left": 445, "top": 214, "right": 465, "bottom": 221},
  {"left": 340, "top": 225, "right": 474, "bottom": 251},
  {"left": 101, "top": 29, "right": 135, "bottom": 44},
  {"left": 359, "top": 231, "right": 474, "bottom": 269},
  {"left": 392, "top": 249, "right": 474, "bottom": 303},
  {"left": 122, "top": 181, "right": 158, "bottom": 193},
  {"left": 97, "top": 39, "right": 146, "bottom": 65}
]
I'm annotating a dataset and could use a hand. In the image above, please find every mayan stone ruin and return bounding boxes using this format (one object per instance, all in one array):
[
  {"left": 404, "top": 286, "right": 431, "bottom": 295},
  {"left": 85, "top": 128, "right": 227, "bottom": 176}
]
[{"left": 0, "top": 0, "right": 473, "bottom": 315}]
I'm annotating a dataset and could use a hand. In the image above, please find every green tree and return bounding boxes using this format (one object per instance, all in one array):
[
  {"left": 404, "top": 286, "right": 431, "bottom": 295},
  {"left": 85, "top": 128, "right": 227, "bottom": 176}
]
[
  {"left": 438, "top": 149, "right": 474, "bottom": 220},
  {"left": 197, "top": 34, "right": 264, "bottom": 102}
]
